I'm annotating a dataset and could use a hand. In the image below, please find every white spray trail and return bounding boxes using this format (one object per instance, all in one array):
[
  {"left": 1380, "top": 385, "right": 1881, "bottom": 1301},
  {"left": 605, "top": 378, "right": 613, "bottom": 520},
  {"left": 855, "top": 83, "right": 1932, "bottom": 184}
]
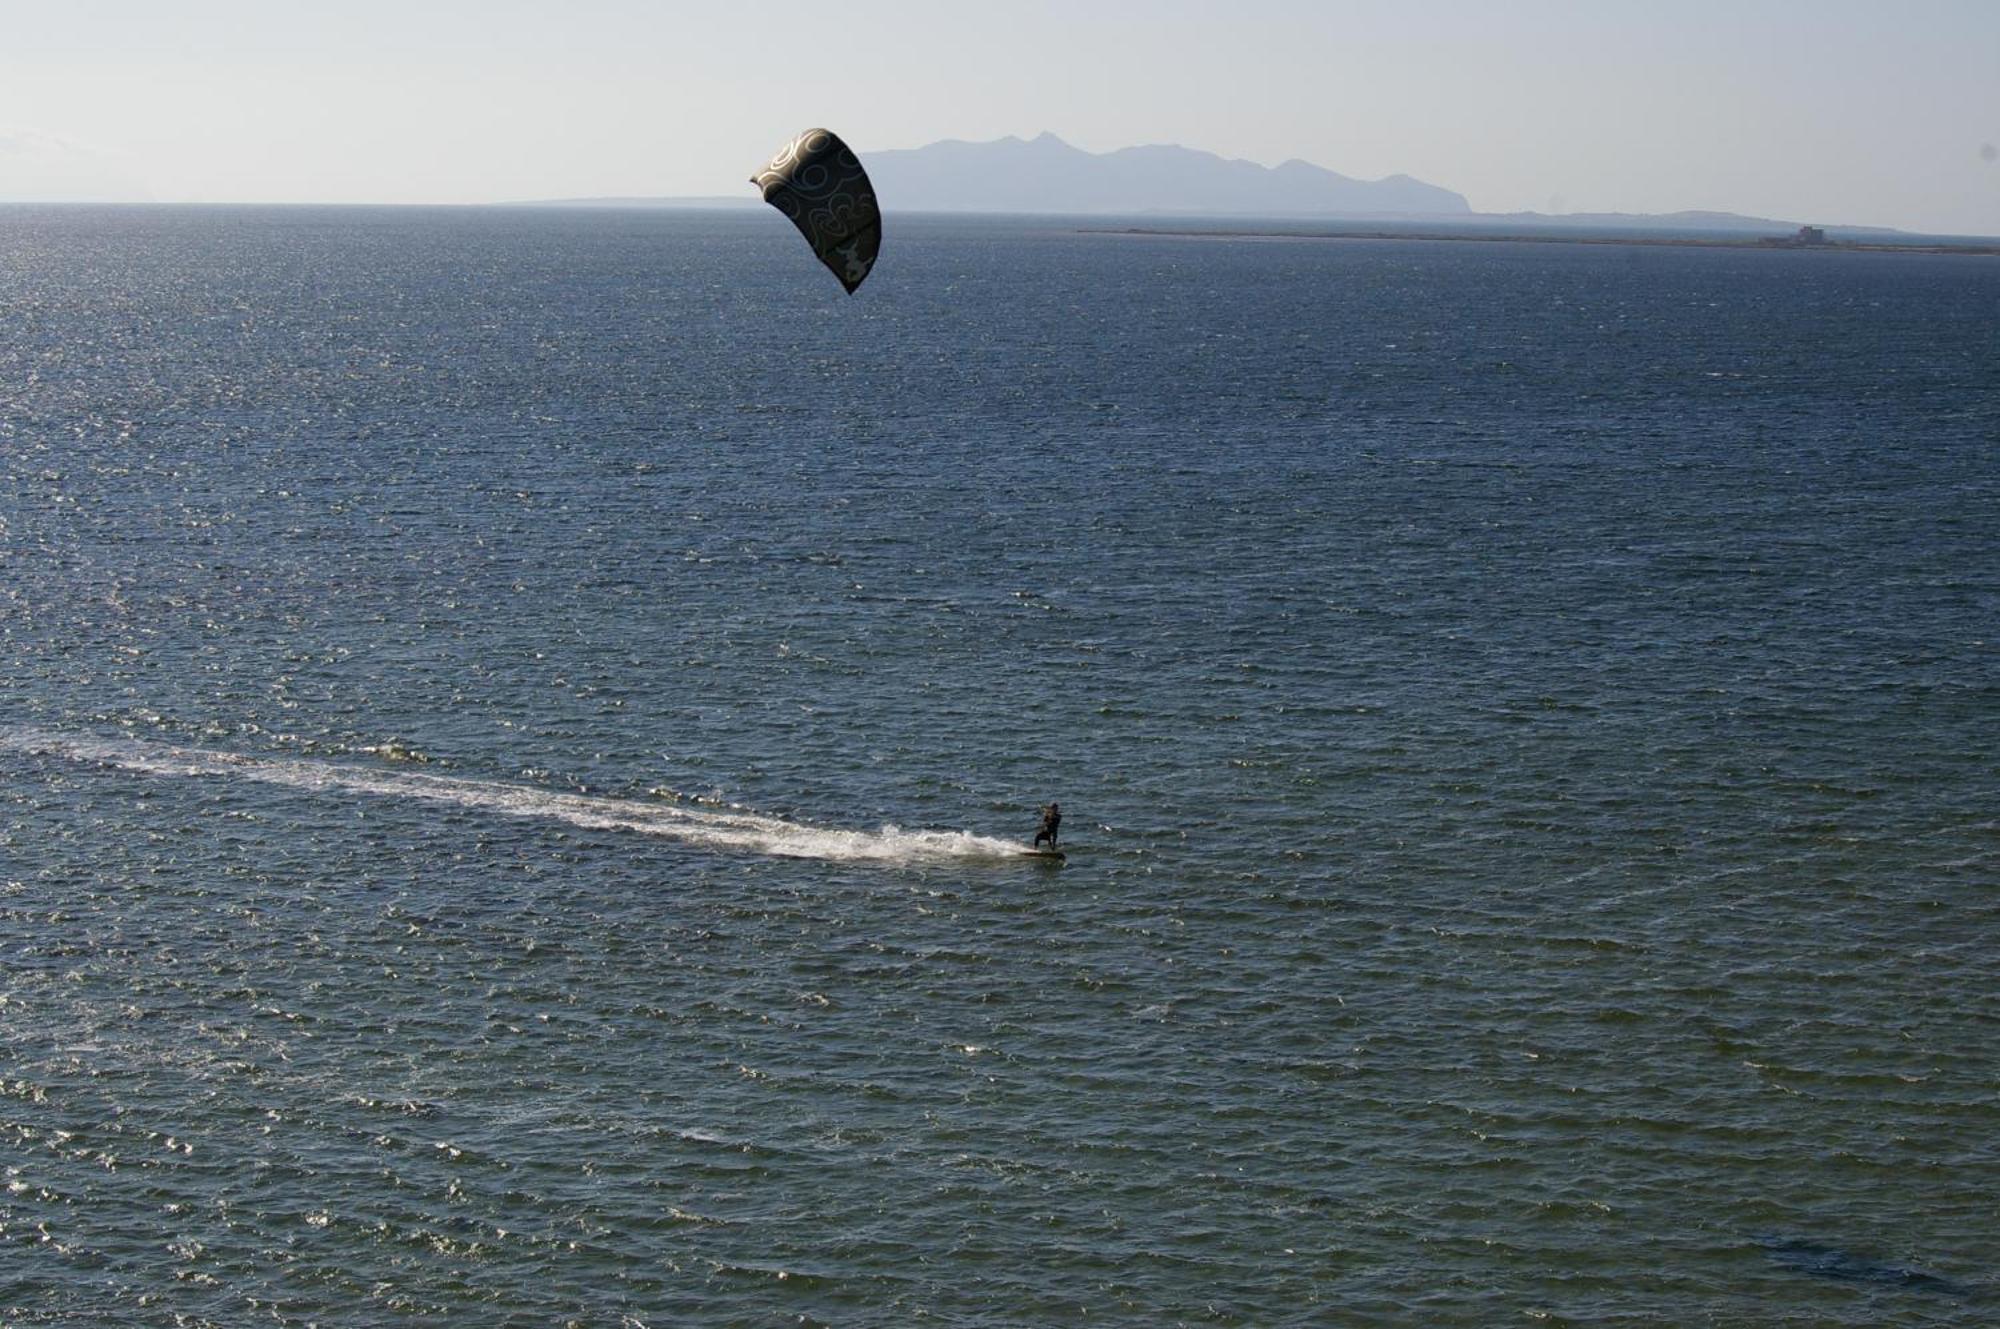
[{"left": 1, "top": 728, "right": 1028, "bottom": 866}]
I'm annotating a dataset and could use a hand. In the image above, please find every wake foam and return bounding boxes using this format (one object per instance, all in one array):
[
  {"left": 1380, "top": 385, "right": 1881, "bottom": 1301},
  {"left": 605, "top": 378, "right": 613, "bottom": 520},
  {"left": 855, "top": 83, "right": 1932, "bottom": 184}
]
[{"left": 1, "top": 728, "right": 1027, "bottom": 866}]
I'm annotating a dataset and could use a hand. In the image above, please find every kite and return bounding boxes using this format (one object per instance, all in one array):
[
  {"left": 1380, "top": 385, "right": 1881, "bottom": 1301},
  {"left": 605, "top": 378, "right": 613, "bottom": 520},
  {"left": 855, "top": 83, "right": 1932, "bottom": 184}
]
[{"left": 750, "top": 128, "right": 881, "bottom": 294}]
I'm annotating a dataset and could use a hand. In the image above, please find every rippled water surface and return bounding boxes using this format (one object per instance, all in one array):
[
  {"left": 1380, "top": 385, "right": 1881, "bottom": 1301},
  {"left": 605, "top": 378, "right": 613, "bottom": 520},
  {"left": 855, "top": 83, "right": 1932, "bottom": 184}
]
[{"left": 2, "top": 206, "right": 1997, "bottom": 1325}]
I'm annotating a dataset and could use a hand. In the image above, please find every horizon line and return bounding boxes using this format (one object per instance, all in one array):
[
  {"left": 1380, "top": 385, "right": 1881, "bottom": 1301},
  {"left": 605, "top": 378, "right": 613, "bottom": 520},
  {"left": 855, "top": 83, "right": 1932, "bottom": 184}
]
[{"left": 3, "top": 196, "right": 1994, "bottom": 242}]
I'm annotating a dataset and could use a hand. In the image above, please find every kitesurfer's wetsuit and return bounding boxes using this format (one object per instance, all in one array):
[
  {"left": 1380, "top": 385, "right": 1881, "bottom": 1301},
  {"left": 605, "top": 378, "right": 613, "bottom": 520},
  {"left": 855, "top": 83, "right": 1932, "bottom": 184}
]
[{"left": 1034, "top": 802, "right": 1062, "bottom": 848}]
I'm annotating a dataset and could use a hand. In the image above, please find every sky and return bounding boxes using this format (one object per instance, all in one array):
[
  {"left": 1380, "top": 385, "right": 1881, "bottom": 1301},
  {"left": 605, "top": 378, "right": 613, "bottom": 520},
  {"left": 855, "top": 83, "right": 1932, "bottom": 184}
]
[{"left": 2, "top": 0, "right": 1997, "bottom": 234}]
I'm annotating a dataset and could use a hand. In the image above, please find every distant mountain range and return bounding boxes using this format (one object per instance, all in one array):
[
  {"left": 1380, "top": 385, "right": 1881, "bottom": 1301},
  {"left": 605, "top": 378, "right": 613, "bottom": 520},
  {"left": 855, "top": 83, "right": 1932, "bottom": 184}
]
[
  {"left": 521, "top": 133, "right": 1907, "bottom": 235},
  {"left": 862, "top": 132, "right": 1469, "bottom": 216},
  {"left": 526, "top": 132, "right": 1464, "bottom": 217}
]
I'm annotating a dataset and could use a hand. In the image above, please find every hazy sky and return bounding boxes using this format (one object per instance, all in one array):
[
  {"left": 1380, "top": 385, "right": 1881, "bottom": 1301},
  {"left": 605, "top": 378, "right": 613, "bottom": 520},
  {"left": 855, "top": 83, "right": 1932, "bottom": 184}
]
[{"left": 3, "top": 0, "right": 1997, "bottom": 233}]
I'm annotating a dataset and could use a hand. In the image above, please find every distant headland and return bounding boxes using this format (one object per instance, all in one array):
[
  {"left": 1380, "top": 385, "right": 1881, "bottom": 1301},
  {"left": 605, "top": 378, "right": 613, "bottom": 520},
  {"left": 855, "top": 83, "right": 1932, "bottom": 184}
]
[{"left": 1086, "top": 222, "right": 2000, "bottom": 257}]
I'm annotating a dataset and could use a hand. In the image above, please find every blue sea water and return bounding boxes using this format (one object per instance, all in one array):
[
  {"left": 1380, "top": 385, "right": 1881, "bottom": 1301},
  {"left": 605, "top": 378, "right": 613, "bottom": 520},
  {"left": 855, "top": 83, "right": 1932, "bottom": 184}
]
[{"left": 1, "top": 205, "right": 1997, "bottom": 1325}]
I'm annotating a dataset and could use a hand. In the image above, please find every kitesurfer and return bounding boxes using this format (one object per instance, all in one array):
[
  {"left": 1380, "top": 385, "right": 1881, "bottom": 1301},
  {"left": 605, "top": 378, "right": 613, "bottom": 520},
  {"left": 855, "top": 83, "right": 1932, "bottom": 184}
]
[{"left": 1033, "top": 802, "right": 1062, "bottom": 849}]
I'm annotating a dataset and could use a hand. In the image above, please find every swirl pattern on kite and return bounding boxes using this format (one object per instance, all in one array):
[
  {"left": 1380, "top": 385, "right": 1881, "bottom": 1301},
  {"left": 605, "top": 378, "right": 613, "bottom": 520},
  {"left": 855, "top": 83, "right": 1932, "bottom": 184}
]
[{"left": 751, "top": 128, "right": 882, "bottom": 294}]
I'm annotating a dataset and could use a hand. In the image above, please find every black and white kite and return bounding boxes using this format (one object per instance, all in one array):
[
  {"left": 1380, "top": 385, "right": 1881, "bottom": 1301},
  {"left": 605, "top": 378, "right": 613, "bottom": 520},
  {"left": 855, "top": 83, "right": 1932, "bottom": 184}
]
[{"left": 750, "top": 128, "right": 881, "bottom": 294}]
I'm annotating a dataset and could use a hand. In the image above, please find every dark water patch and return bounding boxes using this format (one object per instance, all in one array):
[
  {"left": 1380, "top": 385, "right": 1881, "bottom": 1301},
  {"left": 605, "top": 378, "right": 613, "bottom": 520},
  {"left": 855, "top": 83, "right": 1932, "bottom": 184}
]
[{"left": 1760, "top": 1236, "right": 1977, "bottom": 1299}]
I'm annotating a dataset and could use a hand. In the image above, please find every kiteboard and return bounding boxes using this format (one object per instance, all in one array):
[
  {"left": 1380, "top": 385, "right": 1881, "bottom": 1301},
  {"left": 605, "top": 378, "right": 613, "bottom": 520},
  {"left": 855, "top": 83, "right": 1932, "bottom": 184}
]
[{"left": 1020, "top": 847, "right": 1066, "bottom": 862}]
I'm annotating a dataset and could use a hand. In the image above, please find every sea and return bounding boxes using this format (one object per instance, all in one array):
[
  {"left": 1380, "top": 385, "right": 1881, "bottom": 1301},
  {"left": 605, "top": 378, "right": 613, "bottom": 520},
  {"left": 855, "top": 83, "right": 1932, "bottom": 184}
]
[{"left": 1, "top": 205, "right": 1996, "bottom": 1326}]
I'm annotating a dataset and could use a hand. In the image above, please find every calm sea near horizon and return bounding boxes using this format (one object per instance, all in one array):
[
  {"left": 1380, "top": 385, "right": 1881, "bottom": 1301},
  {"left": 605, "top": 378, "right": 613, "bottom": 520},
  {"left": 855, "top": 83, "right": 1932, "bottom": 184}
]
[{"left": 2, "top": 205, "right": 1996, "bottom": 1325}]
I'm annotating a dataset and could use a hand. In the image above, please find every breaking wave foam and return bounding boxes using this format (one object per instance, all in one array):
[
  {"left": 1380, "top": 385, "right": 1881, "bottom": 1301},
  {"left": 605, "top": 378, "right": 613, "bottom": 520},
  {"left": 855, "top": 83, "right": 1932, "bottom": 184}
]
[{"left": 2, "top": 728, "right": 1028, "bottom": 866}]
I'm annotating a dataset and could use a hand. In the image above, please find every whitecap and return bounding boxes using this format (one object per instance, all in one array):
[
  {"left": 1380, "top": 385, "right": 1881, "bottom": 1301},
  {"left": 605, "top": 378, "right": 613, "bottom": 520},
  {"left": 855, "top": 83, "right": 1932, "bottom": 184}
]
[{"left": 2, "top": 727, "right": 1028, "bottom": 867}]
